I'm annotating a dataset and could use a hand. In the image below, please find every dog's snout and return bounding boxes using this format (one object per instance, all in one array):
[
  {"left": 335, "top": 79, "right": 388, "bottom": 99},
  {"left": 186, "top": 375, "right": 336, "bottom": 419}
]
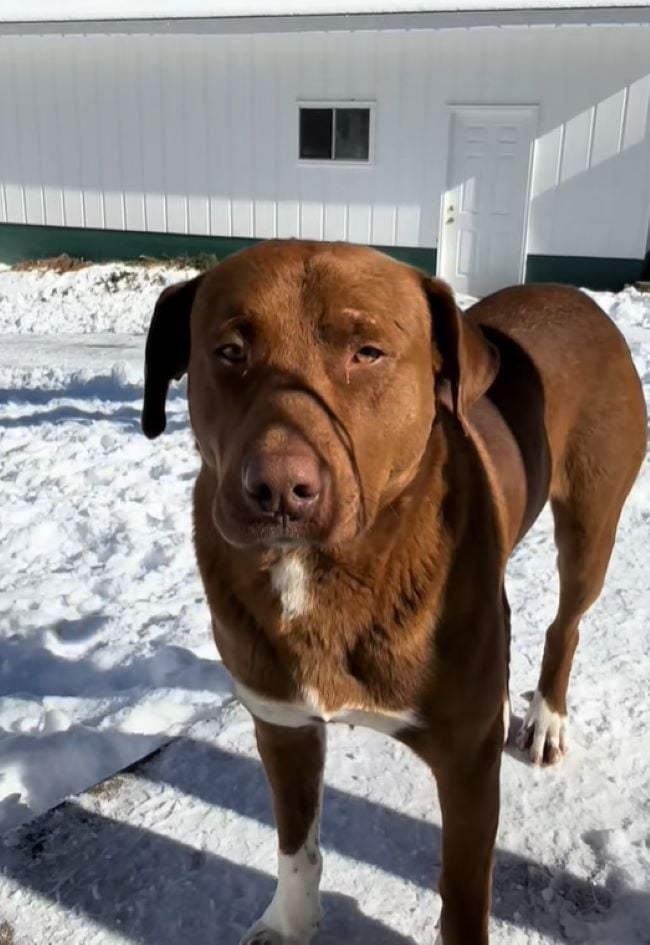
[{"left": 242, "top": 446, "right": 324, "bottom": 521}]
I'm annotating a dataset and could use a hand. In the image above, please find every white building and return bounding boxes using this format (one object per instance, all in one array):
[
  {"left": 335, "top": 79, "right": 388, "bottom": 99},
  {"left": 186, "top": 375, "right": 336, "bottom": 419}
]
[{"left": 1, "top": 1, "right": 649, "bottom": 295}]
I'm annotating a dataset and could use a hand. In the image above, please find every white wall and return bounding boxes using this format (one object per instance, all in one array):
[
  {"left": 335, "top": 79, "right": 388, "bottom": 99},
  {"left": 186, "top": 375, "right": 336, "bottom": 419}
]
[{"left": 0, "top": 24, "right": 648, "bottom": 259}]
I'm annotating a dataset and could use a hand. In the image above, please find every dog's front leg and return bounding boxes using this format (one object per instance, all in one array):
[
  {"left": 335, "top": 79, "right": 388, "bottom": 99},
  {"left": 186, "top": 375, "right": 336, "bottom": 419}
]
[
  {"left": 432, "top": 719, "right": 502, "bottom": 945},
  {"left": 241, "top": 719, "right": 326, "bottom": 945}
]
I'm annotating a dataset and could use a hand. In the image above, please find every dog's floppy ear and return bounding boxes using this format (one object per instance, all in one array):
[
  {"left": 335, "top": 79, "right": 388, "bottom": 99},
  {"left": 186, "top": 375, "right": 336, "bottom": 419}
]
[
  {"left": 142, "top": 275, "right": 204, "bottom": 439},
  {"left": 423, "top": 276, "right": 499, "bottom": 433}
]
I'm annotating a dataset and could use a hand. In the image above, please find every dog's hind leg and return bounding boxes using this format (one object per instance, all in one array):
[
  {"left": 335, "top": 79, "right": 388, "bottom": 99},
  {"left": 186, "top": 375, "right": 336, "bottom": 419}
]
[{"left": 518, "top": 454, "right": 641, "bottom": 765}]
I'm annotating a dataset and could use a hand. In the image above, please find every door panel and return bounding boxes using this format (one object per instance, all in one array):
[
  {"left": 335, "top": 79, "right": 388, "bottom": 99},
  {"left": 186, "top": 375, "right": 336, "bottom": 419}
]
[{"left": 439, "top": 107, "right": 535, "bottom": 298}]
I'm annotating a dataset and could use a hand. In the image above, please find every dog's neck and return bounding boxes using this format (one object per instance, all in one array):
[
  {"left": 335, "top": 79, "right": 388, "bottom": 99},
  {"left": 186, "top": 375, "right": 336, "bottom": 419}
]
[{"left": 194, "top": 416, "right": 493, "bottom": 707}]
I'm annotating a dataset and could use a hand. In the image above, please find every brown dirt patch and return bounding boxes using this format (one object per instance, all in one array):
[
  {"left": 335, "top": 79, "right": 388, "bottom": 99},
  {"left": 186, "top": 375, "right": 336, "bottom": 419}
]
[
  {"left": 0, "top": 921, "right": 15, "bottom": 945},
  {"left": 11, "top": 253, "right": 90, "bottom": 273},
  {"left": 10, "top": 253, "right": 215, "bottom": 273},
  {"left": 85, "top": 775, "right": 125, "bottom": 803}
]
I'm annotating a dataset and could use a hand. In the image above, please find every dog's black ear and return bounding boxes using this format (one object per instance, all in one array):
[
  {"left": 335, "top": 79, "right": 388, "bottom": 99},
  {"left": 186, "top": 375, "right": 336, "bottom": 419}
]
[
  {"left": 142, "top": 275, "right": 204, "bottom": 439},
  {"left": 423, "top": 276, "right": 499, "bottom": 433}
]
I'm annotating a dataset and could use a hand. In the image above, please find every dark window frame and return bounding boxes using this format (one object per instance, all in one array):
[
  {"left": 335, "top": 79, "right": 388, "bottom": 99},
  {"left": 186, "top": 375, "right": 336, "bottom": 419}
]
[{"left": 297, "top": 102, "right": 375, "bottom": 165}]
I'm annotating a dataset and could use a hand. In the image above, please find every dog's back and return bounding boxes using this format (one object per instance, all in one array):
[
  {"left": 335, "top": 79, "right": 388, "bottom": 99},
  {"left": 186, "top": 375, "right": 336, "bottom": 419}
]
[{"left": 468, "top": 283, "right": 646, "bottom": 543}]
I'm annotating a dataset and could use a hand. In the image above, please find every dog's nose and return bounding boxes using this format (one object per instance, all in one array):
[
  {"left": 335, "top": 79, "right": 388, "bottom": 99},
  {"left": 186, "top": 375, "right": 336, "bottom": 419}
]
[{"left": 242, "top": 448, "right": 323, "bottom": 520}]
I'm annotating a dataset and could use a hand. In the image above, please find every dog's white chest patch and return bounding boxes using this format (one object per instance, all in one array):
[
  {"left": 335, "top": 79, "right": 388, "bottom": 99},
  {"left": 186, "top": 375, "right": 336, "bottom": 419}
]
[
  {"left": 235, "top": 682, "right": 421, "bottom": 736},
  {"left": 270, "top": 554, "right": 311, "bottom": 620}
]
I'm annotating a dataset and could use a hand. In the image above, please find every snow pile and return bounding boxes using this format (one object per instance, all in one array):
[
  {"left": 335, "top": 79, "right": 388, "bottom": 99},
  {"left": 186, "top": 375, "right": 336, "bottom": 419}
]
[
  {"left": 0, "top": 263, "right": 648, "bottom": 944},
  {"left": 0, "top": 262, "right": 199, "bottom": 335}
]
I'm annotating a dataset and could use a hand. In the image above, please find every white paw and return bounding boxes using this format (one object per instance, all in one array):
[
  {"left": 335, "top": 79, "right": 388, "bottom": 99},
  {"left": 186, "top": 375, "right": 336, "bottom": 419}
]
[
  {"left": 241, "top": 805, "right": 323, "bottom": 945},
  {"left": 240, "top": 922, "right": 310, "bottom": 945},
  {"left": 240, "top": 925, "right": 283, "bottom": 945},
  {"left": 240, "top": 891, "right": 321, "bottom": 945},
  {"left": 241, "top": 825, "right": 323, "bottom": 945},
  {"left": 517, "top": 690, "right": 569, "bottom": 765}
]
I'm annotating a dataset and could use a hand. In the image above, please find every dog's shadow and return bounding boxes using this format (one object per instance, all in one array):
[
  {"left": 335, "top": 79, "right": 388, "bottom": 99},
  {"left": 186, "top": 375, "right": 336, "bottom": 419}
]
[
  {"left": 504, "top": 710, "right": 530, "bottom": 766},
  {"left": 0, "top": 795, "right": 418, "bottom": 945},
  {"left": 2, "top": 734, "right": 648, "bottom": 944}
]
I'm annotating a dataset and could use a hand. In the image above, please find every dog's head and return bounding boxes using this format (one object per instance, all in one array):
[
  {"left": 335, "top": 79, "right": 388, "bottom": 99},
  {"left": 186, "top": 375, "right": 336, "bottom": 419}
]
[{"left": 143, "top": 240, "right": 497, "bottom": 549}]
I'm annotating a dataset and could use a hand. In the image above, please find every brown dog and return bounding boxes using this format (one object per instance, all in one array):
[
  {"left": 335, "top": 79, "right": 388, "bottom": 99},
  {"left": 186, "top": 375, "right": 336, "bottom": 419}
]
[{"left": 142, "top": 240, "right": 646, "bottom": 945}]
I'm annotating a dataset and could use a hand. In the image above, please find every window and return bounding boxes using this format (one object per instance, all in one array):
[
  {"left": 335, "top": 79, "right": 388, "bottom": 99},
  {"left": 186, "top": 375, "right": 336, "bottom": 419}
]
[{"left": 299, "top": 105, "right": 372, "bottom": 162}]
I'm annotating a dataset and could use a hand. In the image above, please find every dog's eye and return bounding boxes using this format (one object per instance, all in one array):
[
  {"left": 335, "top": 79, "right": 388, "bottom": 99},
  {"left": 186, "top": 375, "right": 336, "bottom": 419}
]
[
  {"left": 353, "top": 345, "right": 384, "bottom": 365},
  {"left": 214, "top": 342, "right": 246, "bottom": 364}
]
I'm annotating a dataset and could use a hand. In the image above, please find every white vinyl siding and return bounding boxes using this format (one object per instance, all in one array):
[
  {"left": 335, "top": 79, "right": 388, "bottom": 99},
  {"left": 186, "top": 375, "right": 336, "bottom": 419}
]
[{"left": 0, "top": 24, "right": 648, "bottom": 258}]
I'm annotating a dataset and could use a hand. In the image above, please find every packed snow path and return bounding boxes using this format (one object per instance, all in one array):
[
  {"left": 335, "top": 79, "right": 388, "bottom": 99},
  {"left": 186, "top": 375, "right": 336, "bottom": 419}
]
[{"left": 0, "top": 262, "right": 648, "bottom": 944}]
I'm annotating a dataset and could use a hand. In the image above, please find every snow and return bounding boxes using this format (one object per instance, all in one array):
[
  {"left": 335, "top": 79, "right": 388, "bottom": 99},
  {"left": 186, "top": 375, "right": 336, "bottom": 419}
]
[
  {"left": 0, "top": 263, "right": 199, "bottom": 335},
  {"left": 0, "top": 262, "right": 234, "bottom": 834},
  {"left": 1, "top": 0, "right": 649, "bottom": 24},
  {"left": 0, "top": 260, "right": 648, "bottom": 944}
]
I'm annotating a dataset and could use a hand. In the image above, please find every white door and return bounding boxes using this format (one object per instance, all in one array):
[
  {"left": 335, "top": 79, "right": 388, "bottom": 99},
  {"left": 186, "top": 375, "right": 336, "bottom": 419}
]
[{"left": 438, "top": 107, "right": 535, "bottom": 298}]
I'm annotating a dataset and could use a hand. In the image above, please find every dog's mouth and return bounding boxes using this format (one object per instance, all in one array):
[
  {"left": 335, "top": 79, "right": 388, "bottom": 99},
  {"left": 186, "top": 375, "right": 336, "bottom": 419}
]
[
  {"left": 240, "top": 511, "right": 323, "bottom": 548},
  {"left": 212, "top": 488, "right": 361, "bottom": 551}
]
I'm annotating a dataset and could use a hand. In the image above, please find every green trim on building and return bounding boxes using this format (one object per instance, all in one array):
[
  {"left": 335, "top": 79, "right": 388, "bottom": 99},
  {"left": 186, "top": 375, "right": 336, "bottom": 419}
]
[
  {"left": 374, "top": 244, "right": 436, "bottom": 272},
  {"left": 0, "top": 224, "right": 642, "bottom": 291},
  {"left": 525, "top": 254, "right": 643, "bottom": 292},
  {"left": 0, "top": 223, "right": 259, "bottom": 266},
  {"left": 0, "top": 222, "right": 436, "bottom": 272}
]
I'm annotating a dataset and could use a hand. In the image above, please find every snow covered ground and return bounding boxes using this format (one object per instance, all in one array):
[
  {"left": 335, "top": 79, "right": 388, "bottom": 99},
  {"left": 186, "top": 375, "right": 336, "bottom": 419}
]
[{"left": 0, "top": 261, "right": 648, "bottom": 944}]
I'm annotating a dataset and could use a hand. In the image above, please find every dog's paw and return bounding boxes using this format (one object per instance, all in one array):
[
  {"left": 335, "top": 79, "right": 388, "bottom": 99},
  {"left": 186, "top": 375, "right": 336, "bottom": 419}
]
[
  {"left": 240, "top": 927, "right": 284, "bottom": 945},
  {"left": 240, "top": 928, "right": 282, "bottom": 945},
  {"left": 240, "top": 924, "right": 309, "bottom": 945},
  {"left": 516, "top": 690, "right": 568, "bottom": 765}
]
